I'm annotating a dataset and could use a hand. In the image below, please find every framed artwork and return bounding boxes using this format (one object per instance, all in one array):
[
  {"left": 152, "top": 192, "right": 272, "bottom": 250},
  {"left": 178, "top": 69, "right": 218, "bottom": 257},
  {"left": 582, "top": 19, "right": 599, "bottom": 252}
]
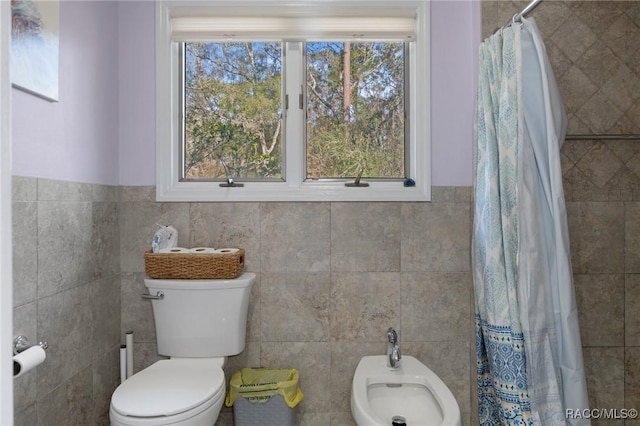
[{"left": 11, "top": 0, "right": 60, "bottom": 102}]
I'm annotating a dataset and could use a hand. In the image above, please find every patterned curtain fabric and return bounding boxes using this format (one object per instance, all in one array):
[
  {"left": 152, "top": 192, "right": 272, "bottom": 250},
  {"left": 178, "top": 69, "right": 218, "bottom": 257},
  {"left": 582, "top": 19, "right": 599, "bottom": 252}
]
[
  {"left": 473, "top": 24, "right": 533, "bottom": 425},
  {"left": 473, "top": 18, "right": 590, "bottom": 426}
]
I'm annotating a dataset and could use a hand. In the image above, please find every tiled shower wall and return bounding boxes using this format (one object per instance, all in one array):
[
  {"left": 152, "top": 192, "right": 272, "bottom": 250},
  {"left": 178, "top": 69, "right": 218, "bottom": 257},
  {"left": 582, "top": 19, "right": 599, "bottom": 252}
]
[
  {"left": 483, "top": 1, "right": 640, "bottom": 422},
  {"left": 12, "top": 177, "right": 121, "bottom": 425},
  {"left": 119, "top": 186, "right": 474, "bottom": 426}
]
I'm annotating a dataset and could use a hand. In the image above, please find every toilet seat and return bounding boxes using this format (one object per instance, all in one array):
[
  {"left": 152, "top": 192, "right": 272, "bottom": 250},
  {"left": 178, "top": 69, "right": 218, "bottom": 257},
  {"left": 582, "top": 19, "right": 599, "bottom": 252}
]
[{"left": 111, "top": 358, "right": 225, "bottom": 418}]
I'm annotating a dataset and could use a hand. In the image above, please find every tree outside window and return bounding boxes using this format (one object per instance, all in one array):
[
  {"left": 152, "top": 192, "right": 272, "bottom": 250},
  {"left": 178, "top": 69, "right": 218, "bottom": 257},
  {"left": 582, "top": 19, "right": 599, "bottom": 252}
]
[{"left": 183, "top": 41, "right": 405, "bottom": 181}]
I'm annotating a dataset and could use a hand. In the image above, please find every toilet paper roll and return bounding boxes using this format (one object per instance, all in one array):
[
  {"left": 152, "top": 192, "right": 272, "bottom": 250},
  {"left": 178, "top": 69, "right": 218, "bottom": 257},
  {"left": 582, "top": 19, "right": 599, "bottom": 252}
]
[
  {"left": 13, "top": 346, "right": 46, "bottom": 378},
  {"left": 214, "top": 248, "right": 239, "bottom": 255},
  {"left": 189, "top": 247, "right": 216, "bottom": 254},
  {"left": 159, "top": 247, "right": 190, "bottom": 253}
]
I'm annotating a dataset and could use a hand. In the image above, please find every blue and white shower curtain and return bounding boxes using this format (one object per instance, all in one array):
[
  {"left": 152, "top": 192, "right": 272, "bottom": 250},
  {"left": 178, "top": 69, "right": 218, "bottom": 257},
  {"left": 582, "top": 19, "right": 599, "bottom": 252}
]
[{"left": 473, "top": 18, "right": 590, "bottom": 425}]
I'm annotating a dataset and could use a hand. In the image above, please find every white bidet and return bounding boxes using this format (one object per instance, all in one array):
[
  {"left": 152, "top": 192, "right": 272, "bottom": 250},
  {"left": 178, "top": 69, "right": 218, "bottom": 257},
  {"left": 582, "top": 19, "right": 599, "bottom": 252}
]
[{"left": 351, "top": 355, "right": 461, "bottom": 426}]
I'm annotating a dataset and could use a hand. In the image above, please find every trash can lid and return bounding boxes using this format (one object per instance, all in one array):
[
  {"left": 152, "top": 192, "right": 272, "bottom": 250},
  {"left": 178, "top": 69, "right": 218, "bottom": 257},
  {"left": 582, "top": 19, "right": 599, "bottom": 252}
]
[{"left": 111, "top": 358, "right": 225, "bottom": 417}]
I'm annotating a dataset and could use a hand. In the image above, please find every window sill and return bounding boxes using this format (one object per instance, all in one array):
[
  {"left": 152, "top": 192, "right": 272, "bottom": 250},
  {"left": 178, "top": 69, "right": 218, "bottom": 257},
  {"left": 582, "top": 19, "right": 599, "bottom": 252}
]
[{"left": 156, "top": 180, "right": 430, "bottom": 202}]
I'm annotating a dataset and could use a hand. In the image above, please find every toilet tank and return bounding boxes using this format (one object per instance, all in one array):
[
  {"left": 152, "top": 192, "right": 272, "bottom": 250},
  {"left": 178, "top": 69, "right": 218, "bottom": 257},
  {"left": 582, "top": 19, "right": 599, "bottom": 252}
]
[{"left": 144, "top": 273, "right": 255, "bottom": 357}]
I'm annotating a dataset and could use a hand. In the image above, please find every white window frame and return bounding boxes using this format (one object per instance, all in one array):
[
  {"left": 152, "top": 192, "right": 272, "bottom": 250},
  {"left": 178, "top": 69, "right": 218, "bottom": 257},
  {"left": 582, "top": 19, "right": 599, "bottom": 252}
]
[{"left": 156, "top": 0, "right": 430, "bottom": 202}]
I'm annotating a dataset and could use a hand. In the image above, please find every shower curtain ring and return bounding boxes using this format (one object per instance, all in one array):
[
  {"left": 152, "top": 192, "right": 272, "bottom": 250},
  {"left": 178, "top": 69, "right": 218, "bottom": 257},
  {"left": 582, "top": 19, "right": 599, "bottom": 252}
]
[{"left": 512, "top": 13, "right": 521, "bottom": 24}]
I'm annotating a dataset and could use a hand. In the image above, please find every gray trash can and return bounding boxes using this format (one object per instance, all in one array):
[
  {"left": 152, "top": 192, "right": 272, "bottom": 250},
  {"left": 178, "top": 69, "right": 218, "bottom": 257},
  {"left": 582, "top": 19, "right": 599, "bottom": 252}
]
[{"left": 225, "top": 368, "right": 303, "bottom": 426}]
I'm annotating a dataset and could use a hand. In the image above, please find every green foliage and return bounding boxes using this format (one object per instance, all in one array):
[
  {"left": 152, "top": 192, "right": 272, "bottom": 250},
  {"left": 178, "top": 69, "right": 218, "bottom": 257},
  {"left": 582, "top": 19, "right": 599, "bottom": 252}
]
[
  {"left": 184, "top": 40, "right": 405, "bottom": 180},
  {"left": 306, "top": 41, "right": 405, "bottom": 178},
  {"left": 184, "top": 42, "right": 282, "bottom": 179}
]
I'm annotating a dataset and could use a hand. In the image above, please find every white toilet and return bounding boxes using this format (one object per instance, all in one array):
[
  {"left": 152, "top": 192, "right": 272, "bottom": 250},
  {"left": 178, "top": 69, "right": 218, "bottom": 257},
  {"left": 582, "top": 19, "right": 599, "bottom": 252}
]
[
  {"left": 109, "top": 273, "right": 255, "bottom": 426},
  {"left": 351, "top": 355, "right": 461, "bottom": 426}
]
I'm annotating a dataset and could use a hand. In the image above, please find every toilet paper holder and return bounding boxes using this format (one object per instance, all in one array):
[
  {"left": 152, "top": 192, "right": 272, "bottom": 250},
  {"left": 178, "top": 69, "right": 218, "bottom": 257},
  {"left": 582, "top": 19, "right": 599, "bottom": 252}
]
[{"left": 13, "top": 335, "right": 48, "bottom": 355}]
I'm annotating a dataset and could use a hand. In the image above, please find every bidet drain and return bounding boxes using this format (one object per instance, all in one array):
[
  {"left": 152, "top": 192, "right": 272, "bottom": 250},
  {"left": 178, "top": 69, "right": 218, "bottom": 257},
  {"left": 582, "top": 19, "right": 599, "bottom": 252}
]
[{"left": 392, "top": 415, "right": 407, "bottom": 426}]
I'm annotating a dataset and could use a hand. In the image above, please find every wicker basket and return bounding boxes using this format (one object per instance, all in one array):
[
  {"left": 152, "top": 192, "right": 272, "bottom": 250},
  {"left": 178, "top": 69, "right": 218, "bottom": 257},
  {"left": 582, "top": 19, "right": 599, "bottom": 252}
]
[{"left": 144, "top": 249, "right": 244, "bottom": 279}]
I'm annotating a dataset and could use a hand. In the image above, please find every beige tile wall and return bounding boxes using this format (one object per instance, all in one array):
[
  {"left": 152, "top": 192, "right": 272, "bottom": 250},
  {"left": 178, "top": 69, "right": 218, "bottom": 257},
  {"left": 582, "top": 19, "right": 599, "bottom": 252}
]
[
  {"left": 12, "top": 176, "right": 121, "bottom": 425},
  {"left": 482, "top": 1, "right": 640, "bottom": 424},
  {"left": 119, "top": 187, "right": 474, "bottom": 426}
]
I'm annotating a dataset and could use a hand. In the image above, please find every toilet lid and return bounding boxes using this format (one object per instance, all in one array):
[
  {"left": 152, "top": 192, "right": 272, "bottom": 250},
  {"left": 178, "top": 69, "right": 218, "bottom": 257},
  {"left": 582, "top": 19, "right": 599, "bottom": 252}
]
[{"left": 111, "top": 358, "right": 225, "bottom": 417}]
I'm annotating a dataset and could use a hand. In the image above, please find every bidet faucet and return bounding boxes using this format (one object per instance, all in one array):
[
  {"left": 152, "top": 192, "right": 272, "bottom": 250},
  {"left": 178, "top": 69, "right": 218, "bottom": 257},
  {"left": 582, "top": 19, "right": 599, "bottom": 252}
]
[{"left": 387, "top": 327, "right": 402, "bottom": 369}]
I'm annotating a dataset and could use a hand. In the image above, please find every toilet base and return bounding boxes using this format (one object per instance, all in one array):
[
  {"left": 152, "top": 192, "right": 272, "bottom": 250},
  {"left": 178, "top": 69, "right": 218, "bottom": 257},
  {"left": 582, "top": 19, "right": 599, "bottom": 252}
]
[{"left": 110, "top": 393, "right": 223, "bottom": 426}]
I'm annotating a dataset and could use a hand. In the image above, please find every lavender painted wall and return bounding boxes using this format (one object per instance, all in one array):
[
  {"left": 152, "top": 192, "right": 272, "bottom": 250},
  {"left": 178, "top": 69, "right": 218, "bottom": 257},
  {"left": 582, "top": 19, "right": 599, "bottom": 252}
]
[
  {"left": 430, "top": 0, "right": 479, "bottom": 186},
  {"left": 12, "top": 0, "right": 479, "bottom": 187},
  {"left": 118, "top": 0, "right": 155, "bottom": 187},
  {"left": 117, "top": 0, "right": 479, "bottom": 187},
  {"left": 12, "top": 1, "right": 119, "bottom": 185}
]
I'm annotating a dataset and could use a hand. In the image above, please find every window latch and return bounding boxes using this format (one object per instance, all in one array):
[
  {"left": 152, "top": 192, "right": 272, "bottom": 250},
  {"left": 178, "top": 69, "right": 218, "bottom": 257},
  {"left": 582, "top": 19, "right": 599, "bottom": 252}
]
[
  {"left": 345, "top": 170, "right": 369, "bottom": 187},
  {"left": 219, "top": 177, "right": 244, "bottom": 188}
]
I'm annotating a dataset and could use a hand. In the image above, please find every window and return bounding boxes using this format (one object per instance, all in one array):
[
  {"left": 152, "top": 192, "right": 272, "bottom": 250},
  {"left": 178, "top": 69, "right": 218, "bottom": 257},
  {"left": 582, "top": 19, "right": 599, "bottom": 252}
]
[
  {"left": 156, "top": 1, "right": 430, "bottom": 202},
  {"left": 182, "top": 41, "right": 284, "bottom": 181},
  {"left": 305, "top": 41, "right": 407, "bottom": 180}
]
